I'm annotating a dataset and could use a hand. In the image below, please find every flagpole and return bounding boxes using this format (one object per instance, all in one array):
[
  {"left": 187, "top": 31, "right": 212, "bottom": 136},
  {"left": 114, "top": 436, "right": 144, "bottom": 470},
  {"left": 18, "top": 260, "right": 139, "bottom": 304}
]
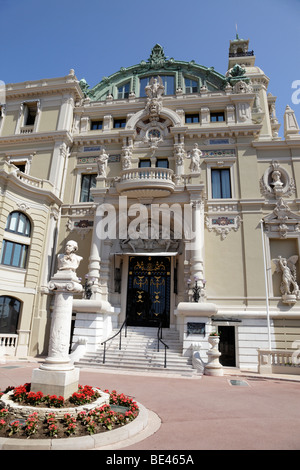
[{"left": 260, "top": 219, "right": 272, "bottom": 349}]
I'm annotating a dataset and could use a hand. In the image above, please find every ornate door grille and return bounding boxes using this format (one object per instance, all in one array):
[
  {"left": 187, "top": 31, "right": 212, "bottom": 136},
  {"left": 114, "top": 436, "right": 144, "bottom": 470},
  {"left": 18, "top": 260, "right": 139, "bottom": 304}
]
[{"left": 126, "top": 256, "right": 171, "bottom": 327}]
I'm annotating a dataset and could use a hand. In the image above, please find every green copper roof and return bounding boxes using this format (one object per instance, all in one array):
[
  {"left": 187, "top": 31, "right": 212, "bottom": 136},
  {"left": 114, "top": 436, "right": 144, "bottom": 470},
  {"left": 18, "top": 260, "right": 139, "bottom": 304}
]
[{"left": 80, "top": 44, "right": 227, "bottom": 101}]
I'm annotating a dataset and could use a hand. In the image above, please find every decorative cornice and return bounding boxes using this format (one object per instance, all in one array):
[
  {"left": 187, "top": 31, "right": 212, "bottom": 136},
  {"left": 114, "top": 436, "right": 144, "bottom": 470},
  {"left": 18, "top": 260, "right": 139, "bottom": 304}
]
[
  {"left": 0, "top": 130, "right": 73, "bottom": 146},
  {"left": 5, "top": 78, "right": 83, "bottom": 102}
]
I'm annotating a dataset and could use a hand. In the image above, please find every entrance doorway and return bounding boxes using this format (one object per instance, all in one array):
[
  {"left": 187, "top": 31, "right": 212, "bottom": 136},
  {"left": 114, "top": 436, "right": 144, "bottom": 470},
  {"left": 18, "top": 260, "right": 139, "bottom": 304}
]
[
  {"left": 218, "top": 325, "right": 236, "bottom": 367},
  {"left": 126, "top": 256, "right": 171, "bottom": 328}
]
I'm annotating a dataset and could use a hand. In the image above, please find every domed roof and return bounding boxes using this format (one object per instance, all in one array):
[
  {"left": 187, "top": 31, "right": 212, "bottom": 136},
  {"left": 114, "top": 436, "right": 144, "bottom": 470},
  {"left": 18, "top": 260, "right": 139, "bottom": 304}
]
[{"left": 80, "top": 44, "right": 227, "bottom": 101}]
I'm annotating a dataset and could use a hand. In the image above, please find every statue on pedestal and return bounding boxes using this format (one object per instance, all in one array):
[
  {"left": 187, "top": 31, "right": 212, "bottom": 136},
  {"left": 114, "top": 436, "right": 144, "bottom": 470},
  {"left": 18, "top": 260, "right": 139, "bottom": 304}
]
[
  {"left": 273, "top": 255, "right": 299, "bottom": 304},
  {"left": 96, "top": 148, "right": 109, "bottom": 177},
  {"left": 57, "top": 240, "right": 83, "bottom": 273},
  {"left": 57, "top": 240, "right": 82, "bottom": 271},
  {"left": 187, "top": 143, "right": 202, "bottom": 173},
  {"left": 31, "top": 240, "right": 83, "bottom": 397}
]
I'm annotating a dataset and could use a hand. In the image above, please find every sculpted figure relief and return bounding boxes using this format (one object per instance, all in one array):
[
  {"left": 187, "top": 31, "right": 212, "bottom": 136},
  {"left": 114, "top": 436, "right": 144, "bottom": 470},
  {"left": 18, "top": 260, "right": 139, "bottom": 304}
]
[
  {"left": 57, "top": 240, "right": 83, "bottom": 273},
  {"left": 174, "top": 144, "right": 185, "bottom": 166},
  {"left": 145, "top": 76, "right": 164, "bottom": 116},
  {"left": 122, "top": 147, "right": 132, "bottom": 169},
  {"left": 97, "top": 148, "right": 109, "bottom": 177},
  {"left": 273, "top": 255, "right": 299, "bottom": 299},
  {"left": 188, "top": 143, "right": 202, "bottom": 173},
  {"left": 145, "top": 77, "right": 165, "bottom": 99}
]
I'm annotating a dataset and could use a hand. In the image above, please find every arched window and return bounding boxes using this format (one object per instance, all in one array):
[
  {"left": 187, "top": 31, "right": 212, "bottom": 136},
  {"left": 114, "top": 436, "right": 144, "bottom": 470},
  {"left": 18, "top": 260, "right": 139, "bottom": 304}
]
[
  {"left": 6, "top": 211, "right": 31, "bottom": 236},
  {"left": 0, "top": 296, "right": 21, "bottom": 333},
  {"left": 1, "top": 211, "right": 31, "bottom": 268}
]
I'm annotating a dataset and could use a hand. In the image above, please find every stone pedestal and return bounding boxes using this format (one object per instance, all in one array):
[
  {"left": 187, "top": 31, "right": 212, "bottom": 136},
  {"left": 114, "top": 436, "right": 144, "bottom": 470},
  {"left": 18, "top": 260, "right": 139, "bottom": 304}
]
[
  {"left": 204, "top": 335, "right": 223, "bottom": 376},
  {"left": 31, "top": 368, "right": 80, "bottom": 397},
  {"left": 31, "top": 268, "right": 83, "bottom": 398}
]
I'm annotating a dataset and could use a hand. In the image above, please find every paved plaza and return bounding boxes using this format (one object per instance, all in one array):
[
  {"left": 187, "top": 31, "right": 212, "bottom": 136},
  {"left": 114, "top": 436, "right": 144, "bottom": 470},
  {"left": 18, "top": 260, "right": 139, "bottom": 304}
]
[{"left": 0, "top": 359, "right": 300, "bottom": 451}]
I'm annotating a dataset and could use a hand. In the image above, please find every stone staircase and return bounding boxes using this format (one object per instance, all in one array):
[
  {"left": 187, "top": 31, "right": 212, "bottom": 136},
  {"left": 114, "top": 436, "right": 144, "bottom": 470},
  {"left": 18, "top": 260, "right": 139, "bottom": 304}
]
[{"left": 75, "top": 326, "right": 198, "bottom": 376}]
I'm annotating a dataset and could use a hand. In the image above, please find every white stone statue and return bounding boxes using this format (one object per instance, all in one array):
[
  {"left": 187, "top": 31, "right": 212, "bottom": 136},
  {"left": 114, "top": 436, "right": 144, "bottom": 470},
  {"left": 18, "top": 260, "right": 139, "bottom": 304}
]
[
  {"left": 121, "top": 147, "right": 132, "bottom": 169},
  {"left": 97, "top": 148, "right": 109, "bottom": 177},
  {"left": 57, "top": 240, "right": 82, "bottom": 273},
  {"left": 145, "top": 76, "right": 164, "bottom": 116},
  {"left": 174, "top": 144, "right": 185, "bottom": 166},
  {"left": 145, "top": 76, "right": 165, "bottom": 99},
  {"left": 271, "top": 169, "right": 284, "bottom": 192},
  {"left": 188, "top": 143, "right": 202, "bottom": 173},
  {"left": 273, "top": 255, "right": 299, "bottom": 300}
]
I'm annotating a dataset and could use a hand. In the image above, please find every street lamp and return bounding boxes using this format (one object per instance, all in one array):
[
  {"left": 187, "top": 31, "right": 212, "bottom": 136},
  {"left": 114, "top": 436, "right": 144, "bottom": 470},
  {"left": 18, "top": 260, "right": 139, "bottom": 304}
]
[{"left": 83, "top": 275, "right": 96, "bottom": 299}]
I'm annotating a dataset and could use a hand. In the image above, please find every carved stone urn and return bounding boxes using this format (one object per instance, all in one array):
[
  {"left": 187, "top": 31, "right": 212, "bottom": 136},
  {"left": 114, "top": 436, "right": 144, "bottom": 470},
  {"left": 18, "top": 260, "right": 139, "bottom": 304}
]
[{"left": 204, "top": 334, "right": 223, "bottom": 376}]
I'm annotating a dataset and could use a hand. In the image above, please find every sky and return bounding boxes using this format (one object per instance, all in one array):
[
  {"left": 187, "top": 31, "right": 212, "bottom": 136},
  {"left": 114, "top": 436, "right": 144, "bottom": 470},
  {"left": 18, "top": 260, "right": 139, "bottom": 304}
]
[{"left": 0, "top": 0, "right": 299, "bottom": 137}]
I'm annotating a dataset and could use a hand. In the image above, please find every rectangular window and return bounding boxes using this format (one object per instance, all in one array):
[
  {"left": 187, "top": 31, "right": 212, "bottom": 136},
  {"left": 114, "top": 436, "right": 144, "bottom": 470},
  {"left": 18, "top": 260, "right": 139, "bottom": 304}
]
[
  {"left": 80, "top": 174, "right": 97, "bottom": 202},
  {"left": 185, "top": 78, "right": 198, "bottom": 94},
  {"left": 90, "top": 120, "right": 103, "bottom": 130},
  {"left": 211, "top": 169, "right": 231, "bottom": 198},
  {"left": 185, "top": 114, "right": 199, "bottom": 123},
  {"left": 24, "top": 103, "right": 37, "bottom": 126},
  {"left": 118, "top": 83, "right": 130, "bottom": 99},
  {"left": 113, "top": 119, "right": 126, "bottom": 128},
  {"left": 156, "top": 159, "right": 169, "bottom": 168},
  {"left": 1, "top": 240, "right": 28, "bottom": 268},
  {"left": 12, "top": 162, "right": 26, "bottom": 172},
  {"left": 139, "top": 160, "right": 151, "bottom": 168},
  {"left": 210, "top": 112, "right": 225, "bottom": 122}
]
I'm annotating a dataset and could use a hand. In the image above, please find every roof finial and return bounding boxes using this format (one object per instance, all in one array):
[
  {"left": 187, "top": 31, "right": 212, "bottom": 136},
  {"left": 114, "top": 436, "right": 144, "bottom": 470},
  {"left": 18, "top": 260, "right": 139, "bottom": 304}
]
[{"left": 235, "top": 23, "right": 239, "bottom": 40}]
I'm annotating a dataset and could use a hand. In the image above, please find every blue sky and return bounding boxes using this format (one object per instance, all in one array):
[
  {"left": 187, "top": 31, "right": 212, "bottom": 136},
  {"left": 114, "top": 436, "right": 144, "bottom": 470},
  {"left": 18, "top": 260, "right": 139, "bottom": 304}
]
[{"left": 1, "top": 0, "right": 299, "bottom": 136}]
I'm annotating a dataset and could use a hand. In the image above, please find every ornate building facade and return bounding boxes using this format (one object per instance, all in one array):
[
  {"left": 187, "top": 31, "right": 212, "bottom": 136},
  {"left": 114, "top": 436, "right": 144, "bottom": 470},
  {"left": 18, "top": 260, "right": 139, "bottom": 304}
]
[{"left": 1, "top": 37, "right": 300, "bottom": 373}]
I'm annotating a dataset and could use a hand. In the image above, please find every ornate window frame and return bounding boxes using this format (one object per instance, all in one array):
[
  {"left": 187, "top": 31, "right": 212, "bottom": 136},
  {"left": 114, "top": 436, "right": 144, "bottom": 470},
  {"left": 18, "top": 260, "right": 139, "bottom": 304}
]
[
  {"left": 205, "top": 157, "right": 236, "bottom": 201},
  {"left": 15, "top": 99, "right": 41, "bottom": 134}
]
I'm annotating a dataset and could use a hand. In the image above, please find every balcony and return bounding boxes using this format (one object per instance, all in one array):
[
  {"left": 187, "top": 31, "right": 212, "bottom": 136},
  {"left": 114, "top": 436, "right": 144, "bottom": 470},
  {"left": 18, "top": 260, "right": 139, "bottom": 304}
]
[
  {"left": 116, "top": 167, "right": 175, "bottom": 198},
  {"left": 20, "top": 125, "right": 34, "bottom": 134}
]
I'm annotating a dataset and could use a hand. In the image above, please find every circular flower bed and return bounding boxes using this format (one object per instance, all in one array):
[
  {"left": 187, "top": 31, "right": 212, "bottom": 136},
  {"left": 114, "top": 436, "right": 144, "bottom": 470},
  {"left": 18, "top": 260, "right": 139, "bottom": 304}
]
[{"left": 0, "top": 384, "right": 139, "bottom": 439}]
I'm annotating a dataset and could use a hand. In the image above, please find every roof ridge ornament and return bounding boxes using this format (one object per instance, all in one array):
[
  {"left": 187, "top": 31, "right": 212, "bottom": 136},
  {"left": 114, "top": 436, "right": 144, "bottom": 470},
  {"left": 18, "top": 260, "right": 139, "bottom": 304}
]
[{"left": 148, "top": 44, "right": 167, "bottom": 68}]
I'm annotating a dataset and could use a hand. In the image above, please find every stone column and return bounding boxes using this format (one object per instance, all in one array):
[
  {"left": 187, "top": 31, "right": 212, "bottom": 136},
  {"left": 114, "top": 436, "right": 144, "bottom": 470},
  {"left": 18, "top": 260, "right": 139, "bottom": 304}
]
[
  {"left": 87, "top": 200, "right": 104, "bottom": 293},
  {"left": 31, "top": 240, "right": 83, "bottom": 398},
  {"left": 189, "top": 196, "right": 204, "bottom": 283}
]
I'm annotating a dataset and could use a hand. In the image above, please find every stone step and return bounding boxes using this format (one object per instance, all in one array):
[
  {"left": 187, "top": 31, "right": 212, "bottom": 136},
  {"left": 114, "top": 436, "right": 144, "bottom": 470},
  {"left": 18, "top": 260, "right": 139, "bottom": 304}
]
[{"left": 75, "top": 326, "right": 197, "bottom": 375}]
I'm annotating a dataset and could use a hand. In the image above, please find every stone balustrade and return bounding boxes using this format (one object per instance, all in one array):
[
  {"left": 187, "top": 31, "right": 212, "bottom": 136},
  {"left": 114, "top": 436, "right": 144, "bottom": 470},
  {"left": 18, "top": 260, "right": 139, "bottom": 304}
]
[
  {"left": 0, "top": 334, "right": 18, "bottom": 356},
  {"left": 258, "top": 348, "right": 300, "bottom": 375},
  {"left": 116, "top": 167, "right": 175, "bottom": 197},
  {"left": 121, "top": 167, "right": 174, "bottom": 182},
  {"left": 20, "top": 126, "right": 34, "bottom": 134},
  {"left": 0, "top": 161, "right": 54, "bottom": 191}
]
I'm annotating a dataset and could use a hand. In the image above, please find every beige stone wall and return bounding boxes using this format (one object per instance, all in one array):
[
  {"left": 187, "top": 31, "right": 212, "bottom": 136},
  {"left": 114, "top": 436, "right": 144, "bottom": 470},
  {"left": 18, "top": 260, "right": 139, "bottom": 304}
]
[
  {"left": 38, "top": 108, "right": 59, "bottom": 132},
  {"left": 204, "top": 228, "right": 245, "bottom": 299},
  {"left": 1, "top": 110, "right": 18, "bottom": 136}
]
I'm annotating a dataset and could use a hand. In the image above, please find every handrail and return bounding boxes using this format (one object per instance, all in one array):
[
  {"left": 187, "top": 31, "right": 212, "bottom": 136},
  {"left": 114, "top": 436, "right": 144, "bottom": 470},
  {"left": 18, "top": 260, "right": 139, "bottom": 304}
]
[
  {"left": 101, "top": 318, "right": 127, "bottom": 364},
  {"left": 157, "top": 321, "right": 169, "bottom": 368}
]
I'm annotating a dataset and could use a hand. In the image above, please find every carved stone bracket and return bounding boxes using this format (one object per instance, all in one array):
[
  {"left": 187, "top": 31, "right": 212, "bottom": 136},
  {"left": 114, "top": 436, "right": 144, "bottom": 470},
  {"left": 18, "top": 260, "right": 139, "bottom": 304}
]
[{"left": 67, "top": 219, "right": 94, "bottom": 240}]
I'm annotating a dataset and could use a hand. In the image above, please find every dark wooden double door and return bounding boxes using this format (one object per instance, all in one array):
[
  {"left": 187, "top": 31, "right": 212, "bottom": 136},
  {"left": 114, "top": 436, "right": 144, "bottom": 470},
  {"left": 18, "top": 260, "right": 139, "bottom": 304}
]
[{"left": 126, "top": 256, "right": 171, "bottom": 328}]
